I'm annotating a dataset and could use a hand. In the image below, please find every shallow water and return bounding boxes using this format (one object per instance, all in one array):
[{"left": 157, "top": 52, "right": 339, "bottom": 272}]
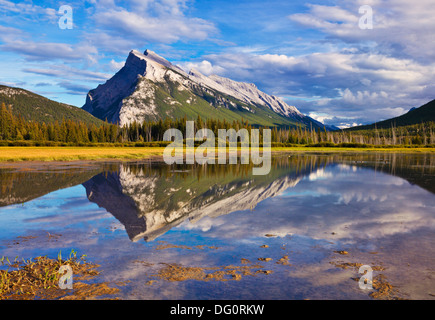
[{"left": 0, "top": 153, "right": 434, "bottom": 300}]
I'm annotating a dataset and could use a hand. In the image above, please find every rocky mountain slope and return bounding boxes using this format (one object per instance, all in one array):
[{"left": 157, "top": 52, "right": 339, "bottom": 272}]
[{"left": 82, "top": 49, "right": 330, "bottom": 129}]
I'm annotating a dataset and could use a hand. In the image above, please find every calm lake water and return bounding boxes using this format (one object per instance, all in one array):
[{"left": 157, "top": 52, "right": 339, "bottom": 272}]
[{"left": 0, "top": 153, "right": 434, "bottom": 300}]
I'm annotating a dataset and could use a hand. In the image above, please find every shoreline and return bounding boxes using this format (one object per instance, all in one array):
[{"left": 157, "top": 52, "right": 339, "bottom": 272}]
[{"left": 0, "top": 146, "right": 434, "bottom": 163}]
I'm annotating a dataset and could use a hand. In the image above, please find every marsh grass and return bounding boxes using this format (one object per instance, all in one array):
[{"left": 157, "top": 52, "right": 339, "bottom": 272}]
[
  {"left": 271, "top": 146, "right": 435, "bottom": 154},
  {"left": 0, "top": 250, "right": 118, "bottom": 300},
  {"left": 1, "top": 146, "right": 434, "bottom": 163},
  {"left": 0, "top": 146, "right": 166, "bottom": 162}
]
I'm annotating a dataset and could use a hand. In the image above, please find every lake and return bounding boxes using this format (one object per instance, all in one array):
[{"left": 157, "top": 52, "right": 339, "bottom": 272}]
[{"left": 0, "top": 153, "right": 434, "bottom": 300}]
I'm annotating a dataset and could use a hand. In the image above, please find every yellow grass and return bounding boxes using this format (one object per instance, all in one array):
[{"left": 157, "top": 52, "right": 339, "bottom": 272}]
[
  {"left": 0, "top": 146, "right": 434, "bottom": 162},
  {"left": 271, "top": 146, "right": 435, "bottom": 154},
  {"left": 0, "top": 146, "right": 166, "bottom": 162}
]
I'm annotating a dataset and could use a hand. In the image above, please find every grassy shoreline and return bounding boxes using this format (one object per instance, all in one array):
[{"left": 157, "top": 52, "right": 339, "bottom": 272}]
[
  {"left": 0, "top": 146, "right": 167, "bottom": 162},
  {"left": 0, "top": 146, "right": 434, "bottom": 162}
]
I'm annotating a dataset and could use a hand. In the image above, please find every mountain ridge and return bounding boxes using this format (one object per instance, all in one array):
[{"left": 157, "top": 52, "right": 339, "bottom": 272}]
[
  {"left": 347, "top": 98, "right": 435, "bottom": 131},
  {"left": 0, "top": 85, "right": 104, "bottom": 126},
  {"left": 82, "top": 49, "right": 333, "bottom": 130}
]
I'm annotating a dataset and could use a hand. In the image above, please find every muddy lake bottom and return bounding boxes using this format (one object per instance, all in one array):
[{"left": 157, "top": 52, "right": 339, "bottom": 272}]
[{"left": 0, "top": 153, "right": 434, "bottom": 300}]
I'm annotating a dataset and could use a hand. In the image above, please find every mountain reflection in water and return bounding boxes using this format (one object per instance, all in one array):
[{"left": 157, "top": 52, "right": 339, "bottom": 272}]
[
  {"left": 1, "top": 153, "right": 434, "bottom": 243},
  {"left": 83, "top": 158, "right": 306, "bottom": 242},
  {"left": 1, "top": 153, "right": 434, "bottom": 300}
]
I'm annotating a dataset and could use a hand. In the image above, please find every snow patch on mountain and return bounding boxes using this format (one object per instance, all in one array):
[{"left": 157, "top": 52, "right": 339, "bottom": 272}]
[
  {"left": 188, "top": 69, "right": 303, "bottom": 118},
  {"left": 130, "top": 49, "right": 189, "bottom": 83}
]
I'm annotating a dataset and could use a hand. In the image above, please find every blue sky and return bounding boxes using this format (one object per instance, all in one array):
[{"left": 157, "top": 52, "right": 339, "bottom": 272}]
[{"left": 0, "top": 0, "right": 434, "bottom": 127}]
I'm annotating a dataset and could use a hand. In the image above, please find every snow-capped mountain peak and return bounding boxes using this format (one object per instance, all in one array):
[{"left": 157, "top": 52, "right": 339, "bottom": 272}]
[
  {"left": 130, "top": 49, "right": 171, "bottom": 68},
  {"left": 82, "top": 49, "right": 323, "bottom": 128}
]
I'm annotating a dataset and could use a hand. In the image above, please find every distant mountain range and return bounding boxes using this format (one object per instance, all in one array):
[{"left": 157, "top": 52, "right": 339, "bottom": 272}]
[
  {"left": 0, "top": 85, "right": 103, "bottom": 126},
  {"left": 347, "top": 99, "right": 435, "bottom": 131},
  {"left": 82, "top": 49, "right": 335, "bottom": 130}
]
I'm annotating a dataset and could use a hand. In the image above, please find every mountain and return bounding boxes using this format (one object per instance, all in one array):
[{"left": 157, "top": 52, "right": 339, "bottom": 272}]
[
  {"left": 0, "top": 85, "right": 104, "bottom": 126},
  {"left": 347, "top": 98, "right": 435, "bottom": 131},
  {"left": 82, "top": 49, "right": 331, "bottom": 129}
]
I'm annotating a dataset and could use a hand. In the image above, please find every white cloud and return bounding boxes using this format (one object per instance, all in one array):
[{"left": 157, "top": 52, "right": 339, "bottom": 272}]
[
  {"left": 180, "top": 60, "right": 225, "bottom": 75},
  {"left": 91, "top": 0, "right": 217, "bottom": 44},
  {"left": 23, "top": 65, "right": 111, "bottom": 82},
  {"left": 337, "top": 122, "right": 361, "bottom": 129},
  {"left": 194, "top": 1, "right": 435, "bottom": 126},
  {"left": 289, "top": 0, "right": 435, "bottom": 63},
  {"left": 0, "top": 24, "right": 22, "bottom": 41},
  {"left": 0, "top": 0, "right": 58, "bottom": 23},
  {"left": 109, "top": 59, "right": 125, "bottom": 71},
  {"left": 1, "top": 40, "right": 98, "bottom": 63}
]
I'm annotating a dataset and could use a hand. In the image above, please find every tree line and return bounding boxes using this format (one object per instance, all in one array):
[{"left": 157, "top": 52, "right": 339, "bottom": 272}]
[
  {"left": 1, "top": 102, "right": 434, "bottom": 146},
  {"left": 272, "top": 121, "right": 435, "bottom": 146},
  {"left": 0, "top": 103, "right": 118, "bottom": 143}
]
